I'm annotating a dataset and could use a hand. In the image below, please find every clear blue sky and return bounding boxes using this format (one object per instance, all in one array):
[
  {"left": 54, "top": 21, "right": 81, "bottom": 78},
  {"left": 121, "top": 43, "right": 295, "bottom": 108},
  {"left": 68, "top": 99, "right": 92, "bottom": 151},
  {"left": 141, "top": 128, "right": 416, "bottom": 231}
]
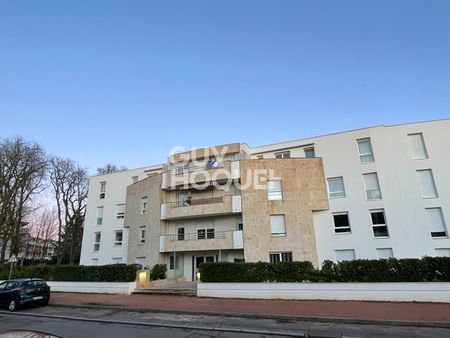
[{"left": 1, "top": 0, "right": 449, "bottom": 174}]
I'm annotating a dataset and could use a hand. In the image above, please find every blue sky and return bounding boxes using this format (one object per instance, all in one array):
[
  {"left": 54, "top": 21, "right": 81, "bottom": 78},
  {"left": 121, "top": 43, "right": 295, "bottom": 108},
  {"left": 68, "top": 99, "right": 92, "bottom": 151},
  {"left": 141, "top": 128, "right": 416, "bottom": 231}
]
[{"left": 1, "top": 0, "right": 449, "bottom": 174}]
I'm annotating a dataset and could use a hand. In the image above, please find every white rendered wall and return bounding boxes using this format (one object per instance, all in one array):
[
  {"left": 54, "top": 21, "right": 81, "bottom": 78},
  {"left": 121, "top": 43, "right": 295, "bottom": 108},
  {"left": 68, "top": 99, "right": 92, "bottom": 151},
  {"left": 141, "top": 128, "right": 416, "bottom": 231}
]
[{"left": 79, "top": 165, "right": 161, "bottom": 266}]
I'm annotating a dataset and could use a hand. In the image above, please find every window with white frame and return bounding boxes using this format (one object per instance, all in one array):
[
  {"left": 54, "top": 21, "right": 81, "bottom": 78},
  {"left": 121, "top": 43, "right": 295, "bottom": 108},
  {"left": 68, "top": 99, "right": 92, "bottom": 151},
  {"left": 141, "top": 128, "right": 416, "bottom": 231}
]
[
  {"left": 141, "top": 197, "right": 148, "bottom": 214},
  {"left": 175, "top": 163, "right": 189, "bottom": 175},
  {"left": 270, "top": 215, "right": 286, "bottom": 236},
  {"left": 426, "top": 208, "right": 447, "bottom": 238},
  {"left": 112, "top": 257, "right": 122, "bottom": 264},
  {"left": 93, "top": 232, "right": 101, "bottom": 252},
  {"left": 275, "top": 151, "right": 290, "bottom": 159},
  {"left": 132, "top": 176, "right": 138, "bottom": 184},
  {"left": 357, "top": 138, "right": 374, "bottom": 163},
  {"left": 176, "top": 192, "right": 187, "bottom": 207},
  {"left": 99, "top": 181, "right": 106, "bottom": 199},
  {"left": 371, "top": 209, "right": 389, "bottom": 237},
  {"left": 139, "top": 226, "right": 146, "bottom": 244},
  {"left": 269, "top": 252, "right": 292, "bottom": 264},
  {"left": 377, "top": 248, "right": 394, "bottom": 259},
  {"left": 334, "top": 249, "right": 355, "bottom": 262},
  {"left": 363, "top": 173, "right": 382, "bottom": 200},
  {"left": 327, "top": 177, "right": 346, "bottom": 198},
  {"left": 408, "top": 133, "right": 428, "bottom": 160},
  {"left": 416, "top": 169, "right": 438, "bottom": 198},
  {"left": 268, "top": 180, "right": 283, "bottom": 200},
  {"left": 196, "top": 228, "right": 215, "bottom": 239},
  {"left": 434, "top": 249, "right": 450, "bottom": 257},
  {"left": 304, "top": 147, "right": 315, "bottom": 158},
  {"left": 96, "top": 207, "right": 104, "bottom": 225},
  {"left": 116, "top": 204, "right": 125, "bottom": 219},
  {"left": 114, "top": 230, "right": 123, "bottom": 246},
  {"left": 333, "top": 213, "right": 351, "bottom": 234}
]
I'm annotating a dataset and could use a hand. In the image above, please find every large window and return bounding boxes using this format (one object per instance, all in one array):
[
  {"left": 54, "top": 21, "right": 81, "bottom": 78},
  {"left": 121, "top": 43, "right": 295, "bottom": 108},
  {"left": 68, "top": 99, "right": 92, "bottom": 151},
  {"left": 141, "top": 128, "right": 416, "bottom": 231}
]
[
  {"left": 114, "top": 230, "right": 123, "bottom": 246},
  {"left": 371, "top": 209, "right": 389, "bottom": 237},
  {"left": 416, "top": 169, "right": 438, "bottom": 198},
  {"left": 357, "top": 138, "right": 374, "bottom": 163},
  {"left": 99, "top": 181, "right": 106, "bottom": 199},
  {"left": 275, "top": 151, "right": 290, "bottom": 159},
  {"left": 197, "top": 228, "right": 215, "bottom": 240},
  {"left": 116, "top": 204, "right": 125, "bottom": 219},
  {"left": 328, "top": 177, "right": 346, "bottom": 198},
  {"left": 93, "top": 232, "right": 101, "bottom": 252},
  {"left": 175, "top": 163, "right": 189, "bottom": 175},
  {"left": 176, "top": 192, "right": 187, "bottom": 207},
  {"left": 363, "top": 173, "right": 382, "bottom": 200},
  {"left": 270, "top": 215, "right": 286, "bottom": 236},
  {"left": 334, "top": 249, "right": 355, "bottom": 262},
  {"left": 426, "top": 208, "right": 447, "bottom": 238},
  {"left": 408, "top": 133, "right": 428, "bottom": 160},
  {"left": 333, "top": 213, "right": 351, "bottom": 234},
  {"left": 139, "top": 227, "right": 146, "bottom": 244},
  {"left": 269, "top": 252, "right": 292, "bottom": 264},
  {"left": 96, "top": 207, "right": 104, "bottom": 226},
  {"left": 268, "top": 180, "right": 283, "bottom": 200}
]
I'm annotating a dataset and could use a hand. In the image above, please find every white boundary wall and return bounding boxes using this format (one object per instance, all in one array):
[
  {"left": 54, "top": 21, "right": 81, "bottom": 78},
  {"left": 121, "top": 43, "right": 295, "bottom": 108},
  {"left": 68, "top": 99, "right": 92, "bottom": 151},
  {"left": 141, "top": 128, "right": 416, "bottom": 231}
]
[
  {"left": 47, "top": 281, "right": 136, "bottom": 294},
  {"left": 198, "top": 282, "right": 450, "bottom": 303}
]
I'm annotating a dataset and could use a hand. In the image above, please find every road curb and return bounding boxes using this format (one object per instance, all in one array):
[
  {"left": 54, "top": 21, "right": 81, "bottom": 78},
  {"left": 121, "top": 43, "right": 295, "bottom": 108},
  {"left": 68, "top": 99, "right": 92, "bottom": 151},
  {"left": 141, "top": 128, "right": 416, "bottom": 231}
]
[{"left": 48, "top": 303, "right": 450, "bottom": 329}]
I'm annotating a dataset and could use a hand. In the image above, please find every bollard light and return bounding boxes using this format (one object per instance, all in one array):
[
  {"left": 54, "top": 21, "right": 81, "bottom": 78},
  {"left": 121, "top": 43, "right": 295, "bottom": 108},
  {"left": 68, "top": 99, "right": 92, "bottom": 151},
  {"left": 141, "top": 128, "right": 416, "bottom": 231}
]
[{"left": 196, "top": 272, "right": 201, "bottom": 282}]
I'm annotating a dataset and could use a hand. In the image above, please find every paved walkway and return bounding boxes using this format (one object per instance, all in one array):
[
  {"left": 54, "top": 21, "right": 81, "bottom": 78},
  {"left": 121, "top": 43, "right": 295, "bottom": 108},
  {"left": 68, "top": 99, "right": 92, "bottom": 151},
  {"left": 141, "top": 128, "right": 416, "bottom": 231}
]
[{"left": 50, "top": 293, "right": 450, "bottom": 324}]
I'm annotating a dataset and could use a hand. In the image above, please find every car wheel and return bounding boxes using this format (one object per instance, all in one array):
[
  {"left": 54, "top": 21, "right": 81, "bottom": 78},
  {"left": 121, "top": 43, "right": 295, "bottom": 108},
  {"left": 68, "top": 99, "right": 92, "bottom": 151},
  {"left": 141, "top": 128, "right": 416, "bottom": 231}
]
[{"left": 8, "top": 298, "right": 18, "bottom": 312}]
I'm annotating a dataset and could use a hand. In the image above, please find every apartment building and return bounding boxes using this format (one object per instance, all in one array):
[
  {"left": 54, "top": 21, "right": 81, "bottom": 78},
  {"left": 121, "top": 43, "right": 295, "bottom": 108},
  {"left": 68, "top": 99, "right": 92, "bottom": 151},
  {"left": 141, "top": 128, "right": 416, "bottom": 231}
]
[{"left": 80, "top": 119, "right": 450, "bottom": 281}]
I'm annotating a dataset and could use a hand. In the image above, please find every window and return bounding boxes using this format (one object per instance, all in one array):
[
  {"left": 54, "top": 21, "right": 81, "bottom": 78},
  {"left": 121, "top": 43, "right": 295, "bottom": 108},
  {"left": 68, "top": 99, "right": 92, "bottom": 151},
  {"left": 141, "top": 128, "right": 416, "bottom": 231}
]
[
  {"left": 426, "top": 208, "right": 447, "bottom": 238},
  {"left": 335, "top": 249, "right": 355, "bottom": 262},
  {"left": 357, "top": 138, "right": 374, "bottom": 163},
  {"left": 99, "top": 181, "right": 106, "bottom": 199},
  {"left": 256, "top": 154, "right": 264, "bottom": 159},
  {"left": 177, "top": 227, "right": 185, "bottom": 241},
  {"left": 363, "top": 173, "right": 382, "bottom": 200},
  {"left": 416, "top": 169, "right": 438, "bottom": 198},
  {"left": 237, "top": 222, "right": 243, "bottom": 231},
  {"left": 371, "top": 209, "right": 389, "bottom": 237},
  {"left": 96, "top": 207, "right": 104, "bottom": 225},
  {"left": 333, "top": 213, "right": 351, "bottom": 234},
  {"left": 207, "top": 228, "right": 215, "bottom": 239},
  {"left": 139, "top": 227, "right": 146, "bottom": 244},
  {"left": 408, "top": 133, "right": 428, "bottom": 160},
  {"left": 269, "top": 252, "right": 293, "bottom": 264},
  {"left": 304, "top": 147, "right": 315, "bottom": 158},
  {"left": 93, "top": 232, "right": 101, "bottom": 252},
  {"left": 327, "top": 177, "right": 346, "bottom": 198},
  {"left": 116, "top": 204, "right": 125, "bottom": 219},
  {"left": 275, "top": 151, "right": 290, "bottom": 159},
  {"left": 377, "top": 248, "right": 394, "bottom": 259},
  {"left": 176, "top": 192, "right": 187, "bottom": 207},
  {"left": 206, "top": 158, "right": 220, "bottom": 169},
  {"left": 435, "top": 249, "right": 450, "bottom": 257},
  {"left": 175, "top": 163, "right": 189, "bottom": 175},
  {"left": 197, "top": 229, "right": 206, "bottom": 239},
  {"left": 132, "top": 176, "right": 138, "bottom": 184},
  {"left": 270, "top": 215, "right": 286, "bottom": 236},
  {"left": 112, "top": 257, "right": 122, "bottom": 264},
  {"left": 169, "top": 255, "right": 175, "bottom": 270},
  {"left": 91, "top": 259, "right": 98, "bottom": 266},
  {"left": 268, "top": 180, "right": 283, "bottom": 200},
  {"left": 141, "top": 197, "right": 148, "bottom": 214},
  {"left": 114, "top": 230, "right": 123, "bottom": 246}
]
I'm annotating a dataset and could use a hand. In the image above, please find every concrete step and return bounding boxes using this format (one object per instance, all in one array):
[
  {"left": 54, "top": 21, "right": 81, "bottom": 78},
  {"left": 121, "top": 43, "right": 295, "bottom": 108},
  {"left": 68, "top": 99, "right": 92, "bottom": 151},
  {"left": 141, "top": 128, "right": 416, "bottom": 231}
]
[{"left": 132, "top": 288, "right": 197, "bottom": 296}]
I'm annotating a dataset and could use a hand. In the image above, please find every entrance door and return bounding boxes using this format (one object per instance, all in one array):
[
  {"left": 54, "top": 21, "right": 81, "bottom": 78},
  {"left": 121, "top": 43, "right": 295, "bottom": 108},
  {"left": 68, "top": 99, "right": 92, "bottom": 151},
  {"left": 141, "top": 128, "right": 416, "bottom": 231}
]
[{"left": 192, "top": 255, "right": 216, "bottom": 281}]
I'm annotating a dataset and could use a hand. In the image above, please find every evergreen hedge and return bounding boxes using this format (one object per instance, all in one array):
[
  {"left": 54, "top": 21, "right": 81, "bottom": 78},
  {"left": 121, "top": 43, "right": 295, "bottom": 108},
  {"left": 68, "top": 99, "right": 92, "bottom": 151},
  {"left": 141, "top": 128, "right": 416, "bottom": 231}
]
[
  {"left": 198, "top": 257, "right": 450, "bottom": 283},
  {"left": 0, "top": 264, "right": 138, "bottom": 282}
]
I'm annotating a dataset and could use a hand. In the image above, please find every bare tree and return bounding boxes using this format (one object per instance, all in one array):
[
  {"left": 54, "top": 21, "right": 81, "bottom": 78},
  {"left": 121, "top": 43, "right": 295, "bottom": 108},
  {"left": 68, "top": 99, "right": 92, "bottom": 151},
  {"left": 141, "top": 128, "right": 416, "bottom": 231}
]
[
  {"left": 49, "top": 157, "right": 88, "bottom": 264},
  {"left": 96, "top": 163, "right": 128, "bottom": 175},
  {"left": 24, "top": 207, "right": 58, "bottom": 261},
  {"left": 0, "top": 137, "right": 47, "bottom": 261}
]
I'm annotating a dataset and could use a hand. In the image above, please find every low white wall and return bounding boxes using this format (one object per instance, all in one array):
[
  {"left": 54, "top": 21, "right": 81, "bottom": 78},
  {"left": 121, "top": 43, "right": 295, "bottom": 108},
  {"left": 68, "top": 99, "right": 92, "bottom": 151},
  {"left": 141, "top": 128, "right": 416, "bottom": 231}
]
[
  {"left": 198, "top": 282, "right": 450, "bottom": 303},
  {"left": 47, "top": 281, "right": 136, "bottom": 294}
]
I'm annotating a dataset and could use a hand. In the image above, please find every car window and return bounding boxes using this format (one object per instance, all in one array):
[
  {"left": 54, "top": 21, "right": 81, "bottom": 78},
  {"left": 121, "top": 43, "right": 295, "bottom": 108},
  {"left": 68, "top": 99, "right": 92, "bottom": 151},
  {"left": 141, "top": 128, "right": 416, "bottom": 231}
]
[
  {"left": 34, "top": 281, "right": 46, "bottom": 287},
  {"left": 5, "top": 282, "right": 18, "bottom": 290},
  {"left": 0, "top": 282, "right": 7, "bottom": 290},
  {"left": 23, "top": 281, "right": 34, "bottom": 288}
]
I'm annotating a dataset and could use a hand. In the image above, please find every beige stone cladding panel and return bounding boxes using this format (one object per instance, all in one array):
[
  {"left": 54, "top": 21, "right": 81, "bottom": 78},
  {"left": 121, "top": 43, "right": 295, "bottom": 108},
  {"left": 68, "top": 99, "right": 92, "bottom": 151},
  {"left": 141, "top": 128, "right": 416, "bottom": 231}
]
[
  {"left": 125, "top": 174, "right": 162, "bottom": 267},
  {"left": 240, "top": 158, "right": 328, "bottom": 266}
]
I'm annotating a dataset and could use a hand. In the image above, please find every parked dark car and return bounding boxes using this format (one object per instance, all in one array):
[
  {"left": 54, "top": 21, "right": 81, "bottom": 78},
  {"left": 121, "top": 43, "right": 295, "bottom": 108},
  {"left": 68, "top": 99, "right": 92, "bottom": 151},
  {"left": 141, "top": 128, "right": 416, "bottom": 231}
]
[{"left": 0, "top": 278, "right": 51, "bottom": 311}]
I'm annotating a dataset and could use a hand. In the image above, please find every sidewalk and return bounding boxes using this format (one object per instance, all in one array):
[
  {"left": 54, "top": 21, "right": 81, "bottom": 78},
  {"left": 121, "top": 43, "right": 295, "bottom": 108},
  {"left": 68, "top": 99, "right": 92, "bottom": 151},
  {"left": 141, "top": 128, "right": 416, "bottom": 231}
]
[{"left": 50, "top": 292, "right": 450, "bottom": 324}]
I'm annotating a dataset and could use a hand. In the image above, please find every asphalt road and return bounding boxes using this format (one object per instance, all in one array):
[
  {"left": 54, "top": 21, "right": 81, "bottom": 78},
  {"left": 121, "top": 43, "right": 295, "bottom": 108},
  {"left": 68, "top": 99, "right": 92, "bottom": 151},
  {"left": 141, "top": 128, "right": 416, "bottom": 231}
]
[{"left": 0, "top": 305, "right": 449, "bottom": 338}]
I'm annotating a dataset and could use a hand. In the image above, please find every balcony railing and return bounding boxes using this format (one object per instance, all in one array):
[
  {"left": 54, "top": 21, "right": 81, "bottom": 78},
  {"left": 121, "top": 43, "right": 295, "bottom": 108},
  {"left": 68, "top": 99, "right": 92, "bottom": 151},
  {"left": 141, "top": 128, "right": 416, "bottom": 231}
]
[
  {"left": 160, "top": 230, "right": 243, "bottom": 252},
  {"left": 168, "top": 196, "right": 224, "bottom": 208}
]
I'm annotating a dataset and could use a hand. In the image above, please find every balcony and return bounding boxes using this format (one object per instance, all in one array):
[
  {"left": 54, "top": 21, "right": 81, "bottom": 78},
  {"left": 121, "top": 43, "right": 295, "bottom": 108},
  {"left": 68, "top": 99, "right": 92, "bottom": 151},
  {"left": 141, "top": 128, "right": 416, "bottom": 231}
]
[
  {"left": 161, "top": 194, "right": 242, "bottom": 220},
  {"left": 162, "top": 160, "right": 240, "bottom": 190},
  {"left": 160, "top": 230, "right": 243, "bottom": 253}
]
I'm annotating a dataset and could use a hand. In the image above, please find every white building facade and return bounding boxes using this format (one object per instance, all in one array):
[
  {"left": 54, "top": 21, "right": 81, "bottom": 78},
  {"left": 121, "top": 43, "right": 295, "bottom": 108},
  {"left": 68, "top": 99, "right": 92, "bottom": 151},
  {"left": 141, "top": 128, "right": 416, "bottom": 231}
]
[{"left": 80, "top": 119, "right": 450, "bottom": 268}]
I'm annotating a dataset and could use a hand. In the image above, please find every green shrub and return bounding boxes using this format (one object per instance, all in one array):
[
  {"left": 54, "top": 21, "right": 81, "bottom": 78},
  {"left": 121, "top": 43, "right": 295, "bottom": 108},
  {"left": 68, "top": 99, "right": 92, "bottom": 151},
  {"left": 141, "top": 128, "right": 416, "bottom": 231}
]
[
  {"left": 422, "top": 256, "right": 450, "bottom": 281},
  {"left": 150, "top": 264, "right": 167, "bottom": 280},
  {"left": 273, "top": 261, "right": 318, "bottom": 282}
]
